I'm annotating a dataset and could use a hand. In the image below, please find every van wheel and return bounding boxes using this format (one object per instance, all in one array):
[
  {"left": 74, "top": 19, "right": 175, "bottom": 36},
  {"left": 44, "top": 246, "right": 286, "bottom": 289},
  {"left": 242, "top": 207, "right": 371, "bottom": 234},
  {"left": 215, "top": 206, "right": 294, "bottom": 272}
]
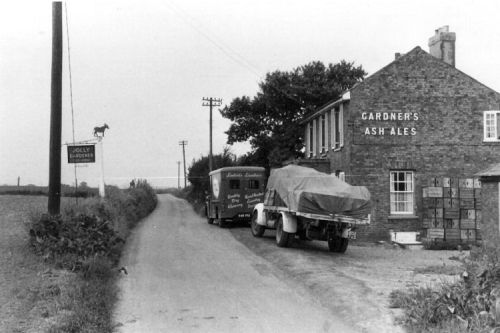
[
  {"left": 276, "top": 216, "right": 292, "bottom": 247},
  {"left": 250, "top": 212, "right": 265, "bottom": 237}
]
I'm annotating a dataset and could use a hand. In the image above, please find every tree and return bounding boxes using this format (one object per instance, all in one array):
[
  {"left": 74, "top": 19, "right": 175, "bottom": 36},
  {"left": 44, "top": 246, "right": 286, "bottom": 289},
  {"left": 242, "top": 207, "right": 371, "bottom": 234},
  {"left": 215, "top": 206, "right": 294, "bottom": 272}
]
[
  {"left": 187, "top": 147, "right": 236, "bottom": 203},
  {"left": 220, "top": 60, "right": 366, "bottom": 168}
]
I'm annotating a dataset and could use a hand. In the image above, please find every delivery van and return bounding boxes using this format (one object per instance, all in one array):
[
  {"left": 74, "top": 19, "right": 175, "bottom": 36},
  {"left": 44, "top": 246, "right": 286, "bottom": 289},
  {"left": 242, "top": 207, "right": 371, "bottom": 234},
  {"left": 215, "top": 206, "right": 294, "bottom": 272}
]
[{"left": 206, "top": 166, "right": 266, "bottom": 227}]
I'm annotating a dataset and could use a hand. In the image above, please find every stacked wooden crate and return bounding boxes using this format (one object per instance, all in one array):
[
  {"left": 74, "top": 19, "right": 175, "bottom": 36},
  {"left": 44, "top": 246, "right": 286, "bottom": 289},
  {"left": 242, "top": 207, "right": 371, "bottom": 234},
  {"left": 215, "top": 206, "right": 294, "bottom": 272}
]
[{"left": 422, "top": 177, "right": 481, "bottom": 244}]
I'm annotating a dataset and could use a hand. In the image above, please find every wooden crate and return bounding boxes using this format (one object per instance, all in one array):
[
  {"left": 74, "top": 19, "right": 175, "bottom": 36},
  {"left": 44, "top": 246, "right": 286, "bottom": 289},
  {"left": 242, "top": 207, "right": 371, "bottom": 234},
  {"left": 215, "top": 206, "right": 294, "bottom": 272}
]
[
  {"left": 460, "top": 219, "right": 476, "bottom": 229},
  {"left": 461, "top": 229, "right": 476, "bottom": 241},
  {"left": 450, "top": 178, "right": 459, "bottom": 188},
  {"left": 459, "top": 178, "right": 474, "bottom": 188},
  {"left": 422, "top": 218, "right": 434, "bottom": 228},
  {"left": 460, "top": 209, "right": 475, "bottom": 220},
  {"left": 460, "top": 198, "right": 475, "bottom": 209},
  {"left": 435, "top": 218, "right": 444, "bottom": 228},
  {"left": 459, "top": 189, "right": 474, "bottom": 199},
  {"left": 442, "top": 177, "right": 451, "bottom": 187},
  {"left": 475, "top": 210, "right": 482, "bottom": 222},
  {"left": 423, "top": 198, "right": 444, "bottom": 208},
  {"left": 428, "top": 228, "right": 445, "bottom": 239},
  {"left": 473, "top": 178, "right": 481, "bottom": 188},
  {"left": 445, "top": 228, "right": 461, "bottom": 240},
  {"left": 445, "top": 219, "right": 459, "bottom": 229},
  {"left": 475, "top": 200, "right": 482, "bottom": 210},
  {"left": 435, "top": 208, "right": 443, "bottom": 218},
  {"left": 443, "top": 198, "right": 459, "bottom": 208},
  {"left": 444, "top": 209, "right": 460, "bottom": 219},
  {"left": 474, "top": 189, "right": 481, "bottom": 198},
  {"left": 444, "top": 187, "right": 459, "bottom": 198},
  {"left": 427, "top": 187, "right": 443, "bottom": 198}
]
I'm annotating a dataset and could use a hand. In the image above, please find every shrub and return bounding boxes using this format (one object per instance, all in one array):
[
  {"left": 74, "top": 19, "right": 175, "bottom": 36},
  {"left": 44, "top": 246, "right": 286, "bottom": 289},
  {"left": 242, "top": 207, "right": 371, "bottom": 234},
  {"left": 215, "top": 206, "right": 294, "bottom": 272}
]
[{"left": 27, "top": 180, "right": 157, "bottom": 332}]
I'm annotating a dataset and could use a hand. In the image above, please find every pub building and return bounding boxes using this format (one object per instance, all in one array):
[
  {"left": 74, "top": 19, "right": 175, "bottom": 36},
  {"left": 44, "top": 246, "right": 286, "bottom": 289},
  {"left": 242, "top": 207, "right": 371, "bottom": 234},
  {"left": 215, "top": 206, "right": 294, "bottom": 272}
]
[{"left": 298, "top": 26, "right": 500, "bottom": 243}]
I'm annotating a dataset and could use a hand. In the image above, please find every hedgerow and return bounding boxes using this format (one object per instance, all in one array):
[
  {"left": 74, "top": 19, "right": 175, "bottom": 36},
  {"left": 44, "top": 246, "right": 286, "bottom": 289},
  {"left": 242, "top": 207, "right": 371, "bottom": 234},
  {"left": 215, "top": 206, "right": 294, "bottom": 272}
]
[{"left": 27, "top": 180, "right": 157, "bottom": 332}]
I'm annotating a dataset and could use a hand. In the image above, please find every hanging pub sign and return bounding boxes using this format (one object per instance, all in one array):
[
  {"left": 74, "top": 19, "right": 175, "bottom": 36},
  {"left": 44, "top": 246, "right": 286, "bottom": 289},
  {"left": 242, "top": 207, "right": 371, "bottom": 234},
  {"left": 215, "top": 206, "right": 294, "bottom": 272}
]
[{"left": 67, "top": 144, "right": 95, "bottom": 163}]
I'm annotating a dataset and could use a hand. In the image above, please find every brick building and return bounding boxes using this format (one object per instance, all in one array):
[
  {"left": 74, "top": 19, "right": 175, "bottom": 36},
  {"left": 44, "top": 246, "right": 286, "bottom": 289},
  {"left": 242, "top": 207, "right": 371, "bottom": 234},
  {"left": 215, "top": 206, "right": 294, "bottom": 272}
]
[{"left": 300, "top": 26, "right": 500, "bottom": 241}]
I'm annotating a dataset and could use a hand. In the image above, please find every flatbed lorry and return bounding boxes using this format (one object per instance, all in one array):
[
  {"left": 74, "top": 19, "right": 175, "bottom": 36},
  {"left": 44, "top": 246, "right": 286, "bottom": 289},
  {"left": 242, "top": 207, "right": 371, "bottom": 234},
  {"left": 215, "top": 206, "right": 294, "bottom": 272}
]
[{"left": 250, "top": 165, "right": 371, "bottom": 253}]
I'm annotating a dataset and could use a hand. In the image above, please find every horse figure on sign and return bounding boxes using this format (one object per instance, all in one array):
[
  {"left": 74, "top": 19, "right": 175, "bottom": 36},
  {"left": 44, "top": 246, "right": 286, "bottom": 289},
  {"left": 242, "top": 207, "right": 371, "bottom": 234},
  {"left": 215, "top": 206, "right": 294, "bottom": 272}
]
[{"left": 93, "top": 124, "right": 109, "bottom": 137}]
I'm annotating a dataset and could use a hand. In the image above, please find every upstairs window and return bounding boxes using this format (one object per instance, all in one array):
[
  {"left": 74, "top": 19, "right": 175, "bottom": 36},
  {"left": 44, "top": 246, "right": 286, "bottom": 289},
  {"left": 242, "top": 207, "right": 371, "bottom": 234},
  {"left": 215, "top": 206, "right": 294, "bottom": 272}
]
[
  {"left": 484, "top": 111, "right": 500, "bottom": 142},
  {"left": 331, "top": 106, "right": 344, "bottom": 149},
  {"left": 390, "top": 171, "right": 414, "bottom": 215}
]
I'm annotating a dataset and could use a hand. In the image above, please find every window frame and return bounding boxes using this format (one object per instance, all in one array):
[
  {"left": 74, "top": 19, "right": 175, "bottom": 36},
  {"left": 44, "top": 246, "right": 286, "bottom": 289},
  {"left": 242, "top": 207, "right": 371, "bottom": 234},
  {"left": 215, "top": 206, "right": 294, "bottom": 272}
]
[
  {"left": 389, "top": 171, "right": 414, "bottom": 215},
  {"left": 484, "top": 111, "right": 500, "bottom": 142}
]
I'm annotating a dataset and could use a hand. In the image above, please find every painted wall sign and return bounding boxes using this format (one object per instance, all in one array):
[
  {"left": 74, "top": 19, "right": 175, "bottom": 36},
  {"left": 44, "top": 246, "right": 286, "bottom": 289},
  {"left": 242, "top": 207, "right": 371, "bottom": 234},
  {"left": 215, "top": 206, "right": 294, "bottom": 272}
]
[
  {"left": 226, "top": 172, "right": 264, "bottom": 178},
  {"left": 361, "top": 112, "right": 418, "bottom": 136},
  {"left": 67, "top": 145, "right": 95, "bottom": 163}
]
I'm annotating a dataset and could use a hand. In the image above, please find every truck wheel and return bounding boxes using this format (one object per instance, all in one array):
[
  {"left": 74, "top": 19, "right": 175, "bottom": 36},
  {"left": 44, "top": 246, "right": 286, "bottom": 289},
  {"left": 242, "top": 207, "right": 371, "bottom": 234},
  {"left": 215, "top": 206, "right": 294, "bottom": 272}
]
[
  {"left": 276, "top": 216, "right": 293, "bottom": 247},
  {"left": 218, "top": 219, "right": 226, "bottom": 228},
  {"left": 250, "top": 212, "right": 265, "bottom": 237},
  {"left": 338, "top": 238, "right": 349, "bottom": 253},
  {"left": 328, "top": 236, "right": 349, "bottom": 253}
]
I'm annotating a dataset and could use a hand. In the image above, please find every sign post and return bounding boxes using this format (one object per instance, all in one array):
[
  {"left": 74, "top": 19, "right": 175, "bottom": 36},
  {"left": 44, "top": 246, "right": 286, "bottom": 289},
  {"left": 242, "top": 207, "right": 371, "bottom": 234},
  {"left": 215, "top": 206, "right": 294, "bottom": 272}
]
[{"left": 98, "top": 137, "right": 105, "bottom": 197}]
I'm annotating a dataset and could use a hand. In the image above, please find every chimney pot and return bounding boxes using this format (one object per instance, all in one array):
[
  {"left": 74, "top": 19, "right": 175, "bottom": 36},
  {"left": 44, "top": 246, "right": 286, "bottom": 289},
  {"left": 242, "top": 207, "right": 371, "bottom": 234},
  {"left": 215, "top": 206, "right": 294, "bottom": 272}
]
[{"left": 395, "top": 52, "right": 402, "bottom": 60}]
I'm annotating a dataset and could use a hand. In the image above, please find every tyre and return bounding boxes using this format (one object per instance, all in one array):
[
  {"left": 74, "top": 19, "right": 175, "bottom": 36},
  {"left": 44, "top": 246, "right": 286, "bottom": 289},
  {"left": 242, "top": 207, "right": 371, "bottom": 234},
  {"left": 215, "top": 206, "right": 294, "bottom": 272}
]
[
  {"left": 276, "top": 216, "right": 293, "bottom": 247},
  {"left": 250, "top": 212, "right": 265, "bottom": 237},
  {"left": 328, "top": 235, "right": 349, "bottom": 253},
  {"left": 218, "top": 219, "right": 226, "bottom": 228},
  {"left": 207, "top": 217, "right": 214, "bottom": 225}
]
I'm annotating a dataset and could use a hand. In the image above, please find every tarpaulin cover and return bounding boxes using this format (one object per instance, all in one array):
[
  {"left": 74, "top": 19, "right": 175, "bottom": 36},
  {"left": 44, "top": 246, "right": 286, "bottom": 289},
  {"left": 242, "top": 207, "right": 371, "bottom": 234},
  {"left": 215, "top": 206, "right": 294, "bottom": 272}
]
[{"left": 266, "top": 165, "right": 371, "bottom": 218}]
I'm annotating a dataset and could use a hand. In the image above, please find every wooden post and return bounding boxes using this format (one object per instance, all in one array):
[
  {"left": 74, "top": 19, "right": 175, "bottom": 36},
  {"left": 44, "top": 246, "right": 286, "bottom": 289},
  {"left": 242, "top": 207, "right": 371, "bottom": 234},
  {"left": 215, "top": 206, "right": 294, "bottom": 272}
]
[{"left": 48, "top": 1, "right": 63, "bottom": 215}]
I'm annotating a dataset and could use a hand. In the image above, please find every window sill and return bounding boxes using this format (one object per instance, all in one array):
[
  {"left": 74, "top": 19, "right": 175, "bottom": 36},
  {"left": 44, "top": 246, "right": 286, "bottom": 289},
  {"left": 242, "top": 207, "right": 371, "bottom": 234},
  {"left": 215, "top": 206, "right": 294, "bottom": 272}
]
[{"left": 388, "top": 215, "right": 419, "bottom": 220}]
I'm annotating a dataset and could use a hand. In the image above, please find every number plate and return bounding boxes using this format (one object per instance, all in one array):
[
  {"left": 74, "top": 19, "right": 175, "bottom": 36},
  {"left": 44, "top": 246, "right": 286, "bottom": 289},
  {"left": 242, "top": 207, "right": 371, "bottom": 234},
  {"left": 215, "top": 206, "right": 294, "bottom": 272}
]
[{"left": 347, "top": 231, "right": 356, "bottom": 240}]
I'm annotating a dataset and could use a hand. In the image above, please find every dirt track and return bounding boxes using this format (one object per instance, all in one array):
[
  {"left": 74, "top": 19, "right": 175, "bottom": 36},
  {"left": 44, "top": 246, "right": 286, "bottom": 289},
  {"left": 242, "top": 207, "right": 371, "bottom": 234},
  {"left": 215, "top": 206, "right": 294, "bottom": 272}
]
[{"left": 114, "top": 194, "right": 461, "bottom": 332}]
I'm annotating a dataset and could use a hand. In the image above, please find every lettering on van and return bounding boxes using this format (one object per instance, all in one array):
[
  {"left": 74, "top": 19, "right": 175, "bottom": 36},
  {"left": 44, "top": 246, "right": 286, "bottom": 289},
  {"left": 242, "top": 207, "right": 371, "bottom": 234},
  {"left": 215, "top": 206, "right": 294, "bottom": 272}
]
[
  {"left": 226, "top": 172, "right": 264, "bottom": 178},
  {"left": 245, "top": 192, "right": 264, "bottom": 200},
  {"left": 228, "top": 203, "right": 244, "bottom": 209}
]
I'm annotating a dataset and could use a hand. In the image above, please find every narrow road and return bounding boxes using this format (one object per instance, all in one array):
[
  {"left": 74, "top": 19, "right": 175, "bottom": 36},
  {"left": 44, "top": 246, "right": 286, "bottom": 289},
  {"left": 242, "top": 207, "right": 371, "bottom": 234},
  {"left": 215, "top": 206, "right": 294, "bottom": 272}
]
[{"left": 114, "top": 194, "right": 354, "bottom": 332}]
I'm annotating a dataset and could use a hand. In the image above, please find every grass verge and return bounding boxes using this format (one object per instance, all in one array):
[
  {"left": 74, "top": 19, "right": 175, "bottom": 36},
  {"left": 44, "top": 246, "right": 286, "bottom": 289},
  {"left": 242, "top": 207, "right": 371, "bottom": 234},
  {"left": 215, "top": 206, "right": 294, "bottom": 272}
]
[
  {"left": 27, "top": 180, "right": 157, "bottom": 332},
  {"left": 391, "top": 242, "right": 500, "bottom": 332}
]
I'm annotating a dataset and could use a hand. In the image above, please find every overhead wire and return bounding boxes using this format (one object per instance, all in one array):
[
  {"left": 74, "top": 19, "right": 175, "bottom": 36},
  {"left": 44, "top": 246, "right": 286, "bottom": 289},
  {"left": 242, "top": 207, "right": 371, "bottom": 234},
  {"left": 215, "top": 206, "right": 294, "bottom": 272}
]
[
  {"left": 164, "top": 1, "right": 305, "bottom": 108},
  {"left": 64, "top": 2, "right": 79, "bottom": 201}
]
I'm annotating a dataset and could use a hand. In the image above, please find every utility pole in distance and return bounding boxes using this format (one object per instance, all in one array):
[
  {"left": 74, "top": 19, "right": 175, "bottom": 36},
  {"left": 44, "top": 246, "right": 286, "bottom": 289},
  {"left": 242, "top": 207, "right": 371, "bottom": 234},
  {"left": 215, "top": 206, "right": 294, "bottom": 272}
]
[
  {"left": 177, "top": 161, "right": 181, "bottom": 189},
  {"left": 202, "top": 97, "right": 222, "bottom": 172},
  {"left": 179, "top": 141, "right": 188, "bottom": 188},
  {"left": 48, "top": 1, "right": 63, "bottom": 215}
]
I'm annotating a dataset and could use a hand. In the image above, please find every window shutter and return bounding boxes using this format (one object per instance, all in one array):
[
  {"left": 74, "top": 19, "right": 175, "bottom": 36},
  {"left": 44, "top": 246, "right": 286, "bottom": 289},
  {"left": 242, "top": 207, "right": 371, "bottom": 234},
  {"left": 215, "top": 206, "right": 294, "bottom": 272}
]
[
  {"left": 331, "top": 109, "right": 335, "bottom": 149},
  {"left": 339, "top": 105, "right": 344, "bottom": 147},
  {"left": 497, "top": 112, "right": 500, "bottom": 139},
  {"left": 305, "top": 123, "right": 309, "bottom": 157},
  {"left": 312, "top": 119, "right": 317, "bottom": 157},
  {"left": 325, "top": 112, "right": 329, "bottom": 151}
]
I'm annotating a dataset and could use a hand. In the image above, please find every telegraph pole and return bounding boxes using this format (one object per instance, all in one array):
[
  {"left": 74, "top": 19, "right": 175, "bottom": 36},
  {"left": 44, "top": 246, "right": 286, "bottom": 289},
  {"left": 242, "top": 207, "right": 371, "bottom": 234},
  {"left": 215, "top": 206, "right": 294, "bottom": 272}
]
[
  {"left": 177, "top": 161, "right": 181, "bottom": 189},
  {"left": 179, "top": 141, "right": 188, "bottom": 188},
  {"left": 48, "top": 1, "right": 63, "bottom": 215},
  {"left": 202, "top": 97, "right": 222, "bottom": 172}
]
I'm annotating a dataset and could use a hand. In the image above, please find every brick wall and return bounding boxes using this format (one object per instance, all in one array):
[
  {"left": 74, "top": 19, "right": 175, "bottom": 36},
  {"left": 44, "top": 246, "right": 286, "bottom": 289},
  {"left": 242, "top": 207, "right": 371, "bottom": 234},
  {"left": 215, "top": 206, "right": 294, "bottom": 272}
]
[
  {"left": 329, "top": 46, "right": 500, "bottom": 241},
  {"left": 480, "top": 179, "right": 499, "bottom": 243}
]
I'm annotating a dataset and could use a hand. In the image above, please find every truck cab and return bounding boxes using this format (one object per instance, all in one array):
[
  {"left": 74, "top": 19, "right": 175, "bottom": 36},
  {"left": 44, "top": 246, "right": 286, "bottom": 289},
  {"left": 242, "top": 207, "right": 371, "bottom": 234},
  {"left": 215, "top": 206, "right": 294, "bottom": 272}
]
[{"left": 206, "top": 166, "right": 266, "bottom": 227}]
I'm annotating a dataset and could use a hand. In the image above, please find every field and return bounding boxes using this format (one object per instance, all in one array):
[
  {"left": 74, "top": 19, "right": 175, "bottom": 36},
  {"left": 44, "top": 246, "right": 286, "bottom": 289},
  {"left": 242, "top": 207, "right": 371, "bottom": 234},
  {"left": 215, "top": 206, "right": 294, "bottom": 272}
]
[{"left": 0, "top": 195, "right": 66, "bottom": 331}]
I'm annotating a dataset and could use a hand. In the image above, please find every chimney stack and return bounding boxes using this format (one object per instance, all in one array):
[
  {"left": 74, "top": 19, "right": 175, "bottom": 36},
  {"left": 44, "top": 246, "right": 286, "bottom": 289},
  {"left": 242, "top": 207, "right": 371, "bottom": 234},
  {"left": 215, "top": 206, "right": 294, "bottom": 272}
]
[{"left": 428, "top": 26, "right": 456, "bottom": 67}]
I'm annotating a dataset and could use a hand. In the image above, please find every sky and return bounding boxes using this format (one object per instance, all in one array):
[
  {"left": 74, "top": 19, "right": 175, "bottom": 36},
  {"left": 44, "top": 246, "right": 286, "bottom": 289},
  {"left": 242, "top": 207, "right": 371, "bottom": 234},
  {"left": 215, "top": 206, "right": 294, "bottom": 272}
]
[{"left": 1, "top": 0, "right": 500, "bottom": 189}]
